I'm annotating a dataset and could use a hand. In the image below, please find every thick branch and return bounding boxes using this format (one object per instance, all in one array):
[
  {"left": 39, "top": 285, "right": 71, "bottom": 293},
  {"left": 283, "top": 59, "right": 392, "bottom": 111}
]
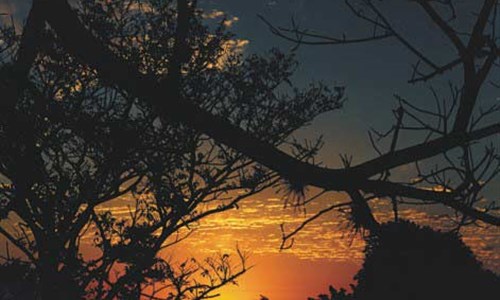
[
  {"left": 39, "top": 0, "right": 500, "bottom": 225},
  {"left": 0, "top": 0, "right": 44, "bottom": 110},
  {"left": 416, "top": 0, "right": 466, "bottom": 54},
  {"left": 361, "top": 180, "right": 500, "bottom": 226},
  {"left": 468, "top": 0, "right": 497, "bottom": 51},
  {"left": 351, "top": 122, "right": 500, "bottom": 178},
  {"left": 452, "top": 1, "right": 497, "bottom": 132}
]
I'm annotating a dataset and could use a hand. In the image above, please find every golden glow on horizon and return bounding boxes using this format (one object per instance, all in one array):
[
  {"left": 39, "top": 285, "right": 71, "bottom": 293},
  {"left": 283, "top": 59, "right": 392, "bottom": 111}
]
[
  {"left": 2, "top": 189, "right": 498, "bottom": 299},
  {"left": 90, "top": 193, "right": 500, "bottom": 272},
  {"left": 76, "top": 191, "right": 500, "bottom": 300}
]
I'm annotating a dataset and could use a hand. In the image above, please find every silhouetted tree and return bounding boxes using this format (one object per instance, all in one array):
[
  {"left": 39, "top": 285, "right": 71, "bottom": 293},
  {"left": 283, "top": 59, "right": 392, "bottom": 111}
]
[
  {"left": 20, "top": 10, "right": 499, "bottom": 295},
  {"left": 0, "top": 259, "right": 37, "bottom": 299},
  {"left": 312, "top": 221, "right": 499, "bottom": 300},
  {"left": 0, "top": 1, "right": 342, "bottom": 299},
  {"left": 3, "top": 0, "right": 500, "bottom": 298},
  {"left": 308, "top": 285, "right": 354, "bottom": 300},
  {"left": 15, "top": 0, "right": 498, "bottom": 269},
  {"left": 258, "top": 0, "right": 500, "bottom": 248},
  {"left": 33, "top": 0, "right": 500, "bottom": 232},
  {"left": 352, "top": 221, "right": 500, "bottom": 299},
  {"left": 266, "top": 2, "right": 500, "bottom": 298}
]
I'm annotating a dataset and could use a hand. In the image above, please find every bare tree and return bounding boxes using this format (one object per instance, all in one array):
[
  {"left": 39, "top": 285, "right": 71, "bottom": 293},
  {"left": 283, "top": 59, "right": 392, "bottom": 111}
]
[
  {"left": 263, "top": 1, "right": 500, "bottom": 298},
  {"left": 261, "top": 0, "right": 500, "bottom": 242}
]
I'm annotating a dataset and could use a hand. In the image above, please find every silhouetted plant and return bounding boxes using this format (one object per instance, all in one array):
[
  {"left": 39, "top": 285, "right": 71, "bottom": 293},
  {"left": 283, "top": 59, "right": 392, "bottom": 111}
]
[
  {"left": 23, "top": 1, "right": 499, "bottom": 238},
  {"left": 25, "top": 0, "right": 500, "bottom": 262},
  {"left": 308, "top": 285, "right": 354, "bottom": 300},
  {"left": 0, "top": 1, "right": 342, "bottom": 299},
  {"left": 352, "top": 220, "right": 500, "bottom": 300},
  {"left": 3, "top": 0, "right": 500, "bottom": 299},
  {"left": 314, "top": 220, "right": 500, "bottom": 300},
  {"left": 267, "top": 2, "right": 500, "bottom": 298},
  {"left": 0, "top": 259, "right": 37, "bottom": 299}
]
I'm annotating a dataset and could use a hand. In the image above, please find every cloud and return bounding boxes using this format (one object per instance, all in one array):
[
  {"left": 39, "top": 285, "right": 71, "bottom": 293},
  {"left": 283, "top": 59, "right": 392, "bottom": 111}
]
[
  {"left": 78, "top": 191, "right": 499, "bottom": 272},
  {"left": 202, "top": 9, "right": 240, "bottom": 28},
  {"left": 203, "top": 9, "right": 226, "bottom": 20}
]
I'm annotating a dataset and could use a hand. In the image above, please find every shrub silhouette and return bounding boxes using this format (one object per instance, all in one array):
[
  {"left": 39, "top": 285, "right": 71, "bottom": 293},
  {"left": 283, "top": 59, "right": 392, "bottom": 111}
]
[
  {"left": 311, "top": 220, "right": 499, "bottom": 300},
  {"left": 353, "top": 221, "right": 499, "bottom": 300},
  {"left": 307, "top": 285, "right": 354, "bottom": 300}
]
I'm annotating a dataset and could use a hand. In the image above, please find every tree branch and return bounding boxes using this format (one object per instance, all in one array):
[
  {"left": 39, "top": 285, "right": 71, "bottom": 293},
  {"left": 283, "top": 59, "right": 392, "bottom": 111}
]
[
  {"left": 416, "top": 0, "right": 467, "bottom": 54},
  {"left": 38, "top": 0, "right": 500, "bottom": 225}
]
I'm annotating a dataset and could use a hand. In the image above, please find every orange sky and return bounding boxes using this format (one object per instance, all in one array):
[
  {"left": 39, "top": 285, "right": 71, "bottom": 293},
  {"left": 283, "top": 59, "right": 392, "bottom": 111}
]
[
  {"left": 1, "top": 165, "right": 499, "bottom": 300},
  {"left": 2, "top": 187, "right": 499, "bottom": 299},
  {"left": 214, "top": 255, "right": 358, "bottom": 300},
  {"left": 76, "top": 189, "right": 499, "bottom": 300},
  {"left": 0, "top": 2, "right": 499, "bottom": 299}
]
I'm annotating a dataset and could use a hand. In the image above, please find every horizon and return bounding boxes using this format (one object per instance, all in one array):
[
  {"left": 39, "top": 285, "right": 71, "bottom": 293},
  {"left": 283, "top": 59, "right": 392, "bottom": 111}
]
[{"left": 0, "top": 1, "right": 499, "bottom": 299}]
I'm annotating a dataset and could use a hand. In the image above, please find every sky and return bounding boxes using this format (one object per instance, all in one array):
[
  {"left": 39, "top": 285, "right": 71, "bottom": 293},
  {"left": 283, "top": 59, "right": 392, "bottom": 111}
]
[
  {"left": 190, "top": 3, "right": 500, "bottom": 297},
  {"left": 87, "top": 192, "right": 498, "bottom": 300},
  {"left": 0, "top": 1, "right": 500, "bottom": 299}
]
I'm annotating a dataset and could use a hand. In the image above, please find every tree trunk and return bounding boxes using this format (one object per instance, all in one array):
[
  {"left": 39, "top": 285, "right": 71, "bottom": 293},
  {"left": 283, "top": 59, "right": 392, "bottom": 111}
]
[{"left": 38, "top": 246, "right": 80, "bottom": 300}]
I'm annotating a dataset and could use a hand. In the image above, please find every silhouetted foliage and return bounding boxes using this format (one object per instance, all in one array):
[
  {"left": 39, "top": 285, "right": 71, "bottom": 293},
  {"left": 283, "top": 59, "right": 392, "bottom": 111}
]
[
  {"left": 2, "top": 0, "right": 500, "bottom": 299},
  {"left": 313, "top": 220, "right": 500, "bottom": 300},
  {"left": 34, "top": 1, "right": 500, "bottom": 233},
  {"left": 353, "top": 220, "right": 500, "bottom": 300},
  {"left": 308, "top": 285, "right": 353, "bottom": 300},
  {"left": 266, "top": 2, "right": 500, "bottom": 299},
  {"left": 0, "top": 259, "right": 37, "bottom": 300},
  {"left": 0, "top": 1, "right": 342, "bottom": 299}
]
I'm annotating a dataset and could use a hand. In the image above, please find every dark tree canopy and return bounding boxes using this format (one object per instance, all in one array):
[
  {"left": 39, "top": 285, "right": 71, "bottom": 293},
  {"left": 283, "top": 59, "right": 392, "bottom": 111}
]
[
  {"left": 0, "top": 1, "right": 342, "bottom": 299},
  {"left": 308, "top": 221, "right": 499, "bottom": 300},
  {"left": 353, "top": 221, "right": 500, "bottom": 300},
  {"left": 26, "top": 0, "right": 500, "bottom": 233},
  {"left": 0, "top": 0, "right": 499, "bottom": 299}
]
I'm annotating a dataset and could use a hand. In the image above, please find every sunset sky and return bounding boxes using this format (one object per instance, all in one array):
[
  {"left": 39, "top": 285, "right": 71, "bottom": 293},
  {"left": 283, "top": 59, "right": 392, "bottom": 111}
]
[
  {"left": 86, "top": 190, "right": 498, "bottom": 300},
  {"left": 1, "top": 1, "right": 499, "bottom": 299}
]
